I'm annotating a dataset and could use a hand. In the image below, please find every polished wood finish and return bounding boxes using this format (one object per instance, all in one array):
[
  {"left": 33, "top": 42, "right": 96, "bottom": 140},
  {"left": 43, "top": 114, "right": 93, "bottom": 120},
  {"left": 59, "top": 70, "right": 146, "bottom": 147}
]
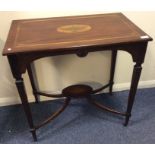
[
  {"left": 27, "top": 64, "right": 39, "bottom": 103},
  {"left": 14, "top": 77, "right": 37, "bottom": 141},
  {"left": 36, "top": 91, "right": 64, "bottom": 98},
  {"left": 3, "top": 13, "right": 153, "bottom": 141},
  {"left": 109, "top": 50, "right": 117, "bottom": 95},
  {"left": 62, "top": 84, "right": 93, "bottom": 98},
  {"left": 33, "top": 97, "right": 70, "bottom": 130},
  {"left": 124, "top": 63, "right": 143, "bottom": 126},
  {"left": 87, "top": 96, "right": 126, "bottom": 116},
  {"left": 3, "top": 13, "right": 152, "bottom": 56}
]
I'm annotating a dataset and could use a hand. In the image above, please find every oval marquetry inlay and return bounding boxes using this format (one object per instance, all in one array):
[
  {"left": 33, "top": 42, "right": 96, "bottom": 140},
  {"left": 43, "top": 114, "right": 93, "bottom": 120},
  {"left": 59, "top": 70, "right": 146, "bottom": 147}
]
[{"left": 57, "top": 24, "right": 91, "bottom": 33}]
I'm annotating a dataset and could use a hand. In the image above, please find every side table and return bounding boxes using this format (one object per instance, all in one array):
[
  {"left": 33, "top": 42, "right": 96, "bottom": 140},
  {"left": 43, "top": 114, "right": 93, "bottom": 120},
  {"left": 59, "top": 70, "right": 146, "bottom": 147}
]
[{"left": 2, "top": 13, "right": 153, "bottom": 141}]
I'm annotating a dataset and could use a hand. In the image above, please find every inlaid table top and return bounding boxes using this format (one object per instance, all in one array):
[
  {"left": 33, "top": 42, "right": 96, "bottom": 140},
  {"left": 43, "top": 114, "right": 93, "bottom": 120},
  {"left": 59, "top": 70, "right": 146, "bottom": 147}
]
[{"left": 3, "top": 13, "right": 152, "bottom": 55}]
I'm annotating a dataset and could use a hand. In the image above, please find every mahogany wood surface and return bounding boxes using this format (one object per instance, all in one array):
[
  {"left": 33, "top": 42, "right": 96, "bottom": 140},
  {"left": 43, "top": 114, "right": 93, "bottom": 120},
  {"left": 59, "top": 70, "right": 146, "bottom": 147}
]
[{"left": 3, "top": 13, "right": 152, "bottom": 55}]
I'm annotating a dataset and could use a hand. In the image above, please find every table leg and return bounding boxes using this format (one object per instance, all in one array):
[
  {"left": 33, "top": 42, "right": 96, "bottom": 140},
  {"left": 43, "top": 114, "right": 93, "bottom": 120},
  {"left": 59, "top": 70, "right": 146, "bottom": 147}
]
[
  {"left": 27, "top": 64, "right": 39, "bottom": 104},
  {"left": 109, "top": 50, "right": 117, "bottom": 95},
  {"left": 15, "top": 77, "right": 37, "bottom": 141},
  {"left": 124, "top": 63, "right": 142, "bottom": 126}
]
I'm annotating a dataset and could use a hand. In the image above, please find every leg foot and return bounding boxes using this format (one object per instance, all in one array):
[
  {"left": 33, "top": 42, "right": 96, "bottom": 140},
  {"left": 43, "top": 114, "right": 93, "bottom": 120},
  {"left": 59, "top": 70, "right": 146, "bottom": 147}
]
[
  {"left": 124, "top": 113, "right": 131, "bottom": 126},
  {"left": 30, "top": 130, "right": 37, "bottom": 141}
]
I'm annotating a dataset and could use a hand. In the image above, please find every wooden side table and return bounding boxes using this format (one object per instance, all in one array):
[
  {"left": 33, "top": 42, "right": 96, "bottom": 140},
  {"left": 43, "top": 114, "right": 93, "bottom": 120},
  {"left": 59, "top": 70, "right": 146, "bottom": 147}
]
[{"left": 2, "top": 13, "right": 153, "bottom": 141}]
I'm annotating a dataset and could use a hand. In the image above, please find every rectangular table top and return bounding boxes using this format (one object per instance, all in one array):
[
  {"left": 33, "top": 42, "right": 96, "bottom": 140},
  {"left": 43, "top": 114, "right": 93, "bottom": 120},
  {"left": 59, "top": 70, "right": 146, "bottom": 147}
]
[{"left": 3, "top": 13, "right": 152, "bottom": 55}]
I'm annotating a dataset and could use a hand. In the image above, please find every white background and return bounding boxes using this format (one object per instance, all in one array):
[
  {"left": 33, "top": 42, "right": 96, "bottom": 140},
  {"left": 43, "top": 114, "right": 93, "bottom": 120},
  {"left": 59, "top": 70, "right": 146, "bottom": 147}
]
[{"left": 0, "top": 0, "right": 155, "bottom": 11}]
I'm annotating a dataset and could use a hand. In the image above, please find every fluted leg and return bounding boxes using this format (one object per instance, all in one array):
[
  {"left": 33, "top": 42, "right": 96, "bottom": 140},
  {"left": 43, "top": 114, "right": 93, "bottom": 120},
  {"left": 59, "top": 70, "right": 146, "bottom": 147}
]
[
  {"left": 124, "top": 63, "right": 142, "bottom": 126},
  {"left": 109, "top": 50, "right": 117, "bottom": 95},
  {"left": 15, "top": 77, "right": 37, "bottom": 141},
  {"left": 27, "top": 64, "right": 39, "bottom": 104}
]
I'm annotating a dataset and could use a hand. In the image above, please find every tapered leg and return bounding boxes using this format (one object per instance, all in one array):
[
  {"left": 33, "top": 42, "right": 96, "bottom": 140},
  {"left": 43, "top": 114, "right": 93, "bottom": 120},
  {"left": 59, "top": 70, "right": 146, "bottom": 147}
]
[
  {"left": 124, "top": 63, "right": 142, "bottom": 126},
  {"left": 109, "top": 50, "right": 117, "bottom": 95},
  {"left": 27, "top": 64, "right": 39, "bottom": 104},
  {"left": 15, "top": 77, "right": 37, "bottom": 141}
]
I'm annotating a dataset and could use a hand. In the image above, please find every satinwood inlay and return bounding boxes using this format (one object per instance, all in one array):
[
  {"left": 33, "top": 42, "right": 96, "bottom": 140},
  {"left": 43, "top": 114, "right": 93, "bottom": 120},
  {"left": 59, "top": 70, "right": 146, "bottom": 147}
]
[{"left": 57, "top": 24, "right": 92, "bottom": 33}]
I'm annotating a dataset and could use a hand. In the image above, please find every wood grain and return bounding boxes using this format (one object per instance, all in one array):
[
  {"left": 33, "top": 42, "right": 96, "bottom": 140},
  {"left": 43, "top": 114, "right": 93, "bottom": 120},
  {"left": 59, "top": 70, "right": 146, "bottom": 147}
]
[{"left": 3, "top": 13, "right": 152, "bottom": 55}]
